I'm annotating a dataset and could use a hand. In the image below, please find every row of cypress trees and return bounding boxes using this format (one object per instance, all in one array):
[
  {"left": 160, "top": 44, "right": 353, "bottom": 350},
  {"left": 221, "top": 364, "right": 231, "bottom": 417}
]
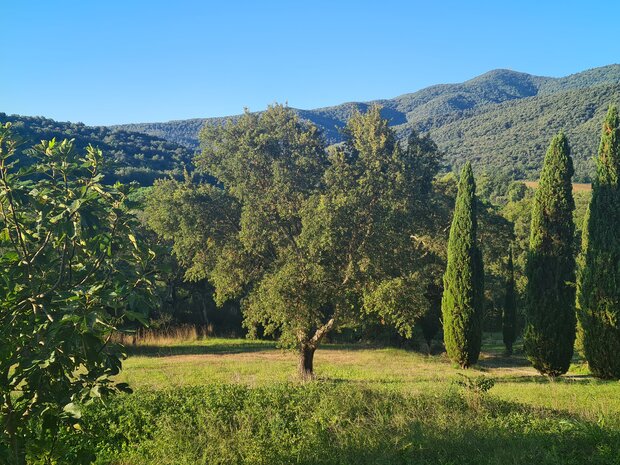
[{"left": 442, "top": 106, "right": 620, "bottom": 378}]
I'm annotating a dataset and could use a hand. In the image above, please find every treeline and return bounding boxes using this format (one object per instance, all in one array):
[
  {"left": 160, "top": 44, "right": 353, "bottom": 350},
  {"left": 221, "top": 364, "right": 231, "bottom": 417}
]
[
  {"left": 111, "top": 118, "right": 210, "bottom": 150},
  {"left": 439, "top": 106, "right": 620, "bottom": 378},
  {"left": 139, "top": 139, "right": 590, "bottom": 351},
  {"left": 427, "top": 82, "right": 620, "bottom": 181},
  {"left": 0, "top": 112, "right": 195, "bottom": 184}
]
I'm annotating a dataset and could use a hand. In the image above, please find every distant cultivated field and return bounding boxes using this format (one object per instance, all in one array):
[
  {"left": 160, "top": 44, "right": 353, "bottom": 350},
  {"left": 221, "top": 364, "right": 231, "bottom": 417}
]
[{"left": 524, "top": 181, "right": 592, "bottom": 192}]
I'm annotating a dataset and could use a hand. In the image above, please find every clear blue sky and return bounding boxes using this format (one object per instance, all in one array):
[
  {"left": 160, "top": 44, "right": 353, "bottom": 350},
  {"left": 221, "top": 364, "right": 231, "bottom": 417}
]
[{"left": 2, "top": 0, "right": 618, "bottom": 125}]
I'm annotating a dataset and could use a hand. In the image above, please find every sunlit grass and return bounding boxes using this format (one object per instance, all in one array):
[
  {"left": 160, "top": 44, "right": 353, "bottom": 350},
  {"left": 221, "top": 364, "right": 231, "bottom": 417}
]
[{"left": 117, "top": 333, "right": 620, "bottom": 424}]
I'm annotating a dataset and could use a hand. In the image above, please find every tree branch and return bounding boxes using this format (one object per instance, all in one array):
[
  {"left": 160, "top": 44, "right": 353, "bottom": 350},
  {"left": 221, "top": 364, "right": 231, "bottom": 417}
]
[{"left": 308, "top": 317, "right": 335, "bottom": 348}]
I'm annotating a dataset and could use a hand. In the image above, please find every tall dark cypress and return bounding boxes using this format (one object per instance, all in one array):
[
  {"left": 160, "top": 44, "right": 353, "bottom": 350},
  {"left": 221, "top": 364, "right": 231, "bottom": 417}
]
[
  {"left": 524, "top": 133, "right": 576, "bottom": 377},
  {"left": 442, "top": 162, "right": 484, "bottom": 368},
  {"left": 502, "top": 248, "right": 517, "bottom": 356},
  {"left": 577, "top": 105, "right": 620, "bottom": 379}
]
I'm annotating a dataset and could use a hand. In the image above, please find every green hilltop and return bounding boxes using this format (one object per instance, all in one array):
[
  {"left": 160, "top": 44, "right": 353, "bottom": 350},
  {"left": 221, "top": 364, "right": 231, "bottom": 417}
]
[
  {"left": 114, "top": 64, "right": 620, "bottom": 181},
  {"left": 0, "top": 113, "right": 195, "bottom": 185}
]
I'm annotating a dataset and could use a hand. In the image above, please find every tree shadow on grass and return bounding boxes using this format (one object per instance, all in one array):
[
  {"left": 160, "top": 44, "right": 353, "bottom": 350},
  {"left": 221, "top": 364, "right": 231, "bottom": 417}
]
[
  {"left": 315, "top": 377, "right": 408, "bottom": 387},
  {"left": 292, "top": 393, "right": 618, "bottom": 465},
  {"left": 493, "top": 373, "right": 603, "bottom": 384},
  {"left": 321, "top": 342, "right": 389, "bottom": 352},
  {"left": 477, "top": 353, "right": 532, "bottom": 369},
  {"left": 322, "top": 422, "right": 620, "bottom": 465}
]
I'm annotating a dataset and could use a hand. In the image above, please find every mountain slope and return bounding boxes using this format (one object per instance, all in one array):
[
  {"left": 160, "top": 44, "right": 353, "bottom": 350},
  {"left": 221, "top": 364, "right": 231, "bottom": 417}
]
[
  {"left": 113, "top": 68, "right": 552, "bottom": 147},
  {"left": 0, "top": 113, "right": 195, "bottom": 184},
  {"left": 112, "top": 64, "right": 620, "bottom": 181},
  {"left": 426, "top": 83, "right": 620, "bottom": 181}
]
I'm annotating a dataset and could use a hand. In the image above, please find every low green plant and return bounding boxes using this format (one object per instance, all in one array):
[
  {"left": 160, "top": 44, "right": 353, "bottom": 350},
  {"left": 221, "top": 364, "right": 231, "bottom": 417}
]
[
  {"left": 454, "top": 374, "right": 496, "bottom": 411},
  {"left": 454, "top": 373, "right": 496, "bottom": 395}
]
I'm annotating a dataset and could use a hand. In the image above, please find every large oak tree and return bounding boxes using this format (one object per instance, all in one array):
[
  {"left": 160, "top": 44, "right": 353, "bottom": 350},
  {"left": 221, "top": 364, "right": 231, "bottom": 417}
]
[{"left": 146, "top": 105, "right": 440, "bottom": 378}]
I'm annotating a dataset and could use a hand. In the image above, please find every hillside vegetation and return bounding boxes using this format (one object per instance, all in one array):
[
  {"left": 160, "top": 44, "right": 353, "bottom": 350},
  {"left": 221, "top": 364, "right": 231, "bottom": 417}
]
[
  {"left": 426, "top": 83, "right": 620, "bottom": 181},
  {"left": 113, "top": 64, "right": 620, "bottom": 181},
  {"left": 0, "top": 113, "right": 195, "bottom": 184}
]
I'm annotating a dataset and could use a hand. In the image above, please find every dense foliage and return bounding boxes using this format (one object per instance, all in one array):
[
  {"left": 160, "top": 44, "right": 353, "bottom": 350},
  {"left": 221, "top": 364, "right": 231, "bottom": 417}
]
[
  {"left": 0, "top": 125, "right": 156, "bottom": 463},
  {"left": 577, "top": 105, "right": 620, "bottom": 379},
  {"left": 524, "top": 133, "right": 576, "bottom": 377},
  {"left": 441, "top": 163, "right": 484, "bottom": 368},
  {"left": 0, "top": 113, "right": 194, "bottom": 185},
  {"left": 418, "top": 282, "right": 443, "bottom": 351},
  {"left": 429, "top": 83, "right": 620, "bottom": 182}
]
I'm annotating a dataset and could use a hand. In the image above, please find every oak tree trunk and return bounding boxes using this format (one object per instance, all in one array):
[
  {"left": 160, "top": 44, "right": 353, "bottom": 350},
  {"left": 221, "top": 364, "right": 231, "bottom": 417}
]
[{"left": 298, "top": 345, "right": 316, "bottom": 380}]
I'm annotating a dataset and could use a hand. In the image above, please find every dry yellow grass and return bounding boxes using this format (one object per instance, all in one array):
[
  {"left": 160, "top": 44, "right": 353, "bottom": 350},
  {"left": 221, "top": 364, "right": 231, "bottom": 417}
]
[
  {"left": 113, "top": 324, "right": 213, "bottom": 346},
  {"left": 524, "top": 181, "right": 592, "bottom": 192}
]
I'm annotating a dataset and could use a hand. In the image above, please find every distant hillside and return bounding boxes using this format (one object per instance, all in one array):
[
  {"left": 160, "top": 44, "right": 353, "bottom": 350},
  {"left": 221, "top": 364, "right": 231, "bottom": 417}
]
[
  {"left": 425, "top": 83, "right": 620, "bottom": 181},
  {"left": 0, "top": 113, "right": 195, "bottom": 185},
  {"left": 113, "top": 64, "right": 620, "bottom": 181}
]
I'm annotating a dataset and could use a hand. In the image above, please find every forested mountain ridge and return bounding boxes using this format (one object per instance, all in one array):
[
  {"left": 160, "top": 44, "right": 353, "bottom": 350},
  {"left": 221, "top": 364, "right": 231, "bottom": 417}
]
[
  {"left": 0, "top": 113, "right": 195, "bottom": 185},
  {"left": 426, "top": 82, "right": 620, "bottom": 181},
  {"left": 112, "top": 68, "right": 554, "bottom": 147},
  {"left": 4, "top": 65, "right": 620, "bottom": 183},
  {"left": 113, "top": 64, "right": 620, "bottom": 181}
]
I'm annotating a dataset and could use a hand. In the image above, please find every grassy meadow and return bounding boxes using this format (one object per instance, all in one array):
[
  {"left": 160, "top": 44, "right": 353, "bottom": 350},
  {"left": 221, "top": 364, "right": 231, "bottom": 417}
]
[
  {"left": 59, "top": 335, "right": 620, "bottom": 465},
  {"left": 117, "top": 335, "right": 617, "bottom": 417}
]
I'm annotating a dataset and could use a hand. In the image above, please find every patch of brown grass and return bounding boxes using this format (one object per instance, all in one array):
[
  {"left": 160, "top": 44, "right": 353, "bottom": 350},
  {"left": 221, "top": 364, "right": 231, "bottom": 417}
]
[
  {"left": 114, "top": 324, "right": 214, "bottom": 346},
  {"left": 523, "top": 181, "right": 591, "bottom": 192}
]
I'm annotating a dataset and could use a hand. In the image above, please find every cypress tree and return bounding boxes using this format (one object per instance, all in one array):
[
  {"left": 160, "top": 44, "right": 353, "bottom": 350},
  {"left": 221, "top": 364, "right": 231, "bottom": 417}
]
[
  {"left": 524, "top": 133, "right": 576, "bottom": 377},
  {"left": 442, "top": 162, "right": 484, "bottom": 368},
  {"left": 502, "top": 248, "right": 517, "bottom": 356},
  {"left": 576, "top": 105, "right": 620, "bottom": 379}
]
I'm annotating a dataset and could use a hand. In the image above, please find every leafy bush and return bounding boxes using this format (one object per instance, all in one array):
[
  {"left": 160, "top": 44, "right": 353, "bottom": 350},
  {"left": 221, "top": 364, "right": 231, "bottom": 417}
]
[{"left": 0, "top": 125, "right": 156, "bottom": 464}]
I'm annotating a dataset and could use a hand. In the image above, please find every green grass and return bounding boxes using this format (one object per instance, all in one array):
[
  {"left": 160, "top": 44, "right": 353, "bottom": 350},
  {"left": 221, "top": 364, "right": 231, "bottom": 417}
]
[
  {"left": 117, "top": 334, "right": 620, "bottom": 422},
  {"left": 44, "top": 334, "right": 620, "bottom": 464}
]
